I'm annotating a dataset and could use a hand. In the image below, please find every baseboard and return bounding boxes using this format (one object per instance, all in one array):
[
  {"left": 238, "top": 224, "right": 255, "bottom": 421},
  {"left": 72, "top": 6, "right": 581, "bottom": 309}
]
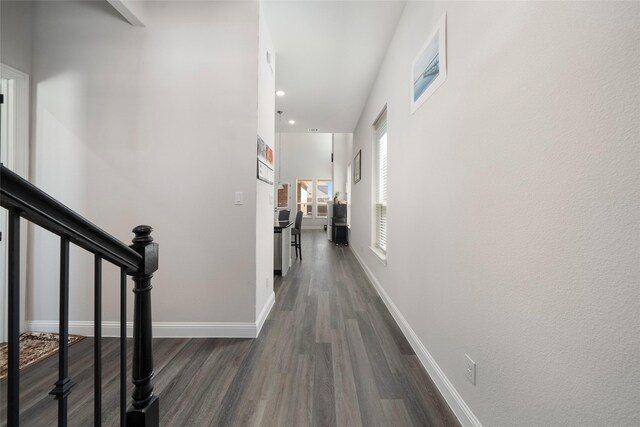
[
  {"left": 303, "top": 225, "right": 325, "bottom": 230},
  {"left": 350, "top": 246, "right": 482, "bottom": 427},
  {"left": 26, "top": 292, "right": 277, "bottom": 340},
  {"left": 26, "top": 320, "right": 260, "bottom": 339},
  {"left": 256, "top": 291, "right": 275, "bottom": 336}
]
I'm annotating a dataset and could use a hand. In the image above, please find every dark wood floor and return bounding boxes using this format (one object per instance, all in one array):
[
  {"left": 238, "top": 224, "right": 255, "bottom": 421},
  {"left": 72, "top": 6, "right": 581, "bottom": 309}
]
[{"left": 2, "top": 230, "right": 458, "bottom": 426}]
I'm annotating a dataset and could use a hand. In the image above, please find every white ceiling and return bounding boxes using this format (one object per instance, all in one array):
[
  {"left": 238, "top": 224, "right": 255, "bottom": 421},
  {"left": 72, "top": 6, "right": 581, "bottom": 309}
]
[{"left": 263, "top": 1, "right": 406, "bottom": 133}]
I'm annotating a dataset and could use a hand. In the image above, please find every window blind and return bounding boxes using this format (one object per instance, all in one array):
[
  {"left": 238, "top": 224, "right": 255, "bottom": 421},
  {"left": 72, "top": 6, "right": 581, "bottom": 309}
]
[{"left": 374, "top": 109, "right": 388, "bottom": 253}]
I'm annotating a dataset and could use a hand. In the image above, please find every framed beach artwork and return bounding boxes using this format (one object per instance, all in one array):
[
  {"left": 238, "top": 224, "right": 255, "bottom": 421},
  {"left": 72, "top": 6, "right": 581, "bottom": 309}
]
[{"left": 411, "top": 12, "right": 447, "bottom": 113}]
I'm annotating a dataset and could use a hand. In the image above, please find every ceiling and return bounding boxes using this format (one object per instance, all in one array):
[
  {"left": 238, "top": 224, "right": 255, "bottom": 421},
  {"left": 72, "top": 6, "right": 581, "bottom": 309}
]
[{"left": 263, "top": 1, "right": 406, "bottom": 133}]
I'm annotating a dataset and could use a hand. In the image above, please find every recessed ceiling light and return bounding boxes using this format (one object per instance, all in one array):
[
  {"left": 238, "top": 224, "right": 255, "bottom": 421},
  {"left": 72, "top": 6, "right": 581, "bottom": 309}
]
[
  {"left": 276, "top": 90, "right": 286, "bottom": 97},
  {"left": 288, "top": 120, "right": 296, "bottom": 125}
]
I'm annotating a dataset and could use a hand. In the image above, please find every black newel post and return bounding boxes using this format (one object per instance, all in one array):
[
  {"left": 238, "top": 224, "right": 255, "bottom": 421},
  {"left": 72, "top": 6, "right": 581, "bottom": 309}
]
[{"left": 126, "top": 225, "right": 160, "bottom": 426}]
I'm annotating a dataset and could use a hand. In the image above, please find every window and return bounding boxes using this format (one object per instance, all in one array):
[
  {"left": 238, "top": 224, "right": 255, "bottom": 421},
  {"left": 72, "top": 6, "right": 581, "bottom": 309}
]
[
  {"left": 373, "top": 108, "right": 387, "bottom": 254},
  {"left": 316, "top": 179, "right": 332, "bottom": 217},
  {"left": 297, "top": 179, "right": 313, "bottom": 217},
  {"left": 277, "top": 184, "right": 289, "bottom": 208},
  {"left": 295, "top": 179, "right": 333, "bottom": 217}
]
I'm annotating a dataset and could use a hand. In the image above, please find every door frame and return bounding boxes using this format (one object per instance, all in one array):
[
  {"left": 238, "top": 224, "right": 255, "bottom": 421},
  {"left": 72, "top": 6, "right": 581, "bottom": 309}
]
[{"left": 0, "top": 63, "right": 30, "bottom": 341}]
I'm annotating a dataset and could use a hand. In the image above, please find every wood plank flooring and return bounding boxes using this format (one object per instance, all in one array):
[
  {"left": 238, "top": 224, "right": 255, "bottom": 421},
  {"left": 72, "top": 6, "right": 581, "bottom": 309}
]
[{"left": 1, "top": 230, "right": 459, "bottom": 426}]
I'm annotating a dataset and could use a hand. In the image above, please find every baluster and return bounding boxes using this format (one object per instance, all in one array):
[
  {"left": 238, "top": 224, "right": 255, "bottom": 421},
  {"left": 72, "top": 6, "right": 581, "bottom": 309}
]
[
  {"left": 7, "top": 209, "right": 21, "bottom": 426},
  {"left": 126, "top": 225, "right": 159, "bottom": 426},
  {"left": 94, "top": 255, "right": 102, "bottom": 426},
  {"left": 49, "top": 236, "right": 75, "bottom": 427},
  {"left": 120, "top": 267, "right": 127, "bottom": 427}
]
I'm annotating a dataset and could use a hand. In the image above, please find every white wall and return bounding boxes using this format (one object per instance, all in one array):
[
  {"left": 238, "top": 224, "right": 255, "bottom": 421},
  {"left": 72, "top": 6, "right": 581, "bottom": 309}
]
[
  {"left": 278, "top": 132, "right": 332, "bottom": 228},
  {"left": 255, "top": 4, "right": 276, "bottom": 328},
  {"left": 0, "top": 1, "right": 33, "bottom": 336},
  {"left": 28, "top": 1, "right": 262, "bottom": 334},
  {"left": 106, "top": 0, "right": 146, "bottom": 27},
  {"left": 332, "top": 132, "right": 352, "bottom": 201},
  {"left": 350, "top": 2, "right": 640, "bottom": 426},
  {"left": 0, "top": 1, "right": 33, "bottom": 74}
]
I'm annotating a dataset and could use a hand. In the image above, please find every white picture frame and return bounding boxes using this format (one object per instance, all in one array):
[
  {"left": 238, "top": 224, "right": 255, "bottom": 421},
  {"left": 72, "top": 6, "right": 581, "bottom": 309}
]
[
  {"left": 410, "top": 12, "right": 447, "bottom": 113},
  {"left": 257, "top": 159, "right": 274, "bottom": 185}
]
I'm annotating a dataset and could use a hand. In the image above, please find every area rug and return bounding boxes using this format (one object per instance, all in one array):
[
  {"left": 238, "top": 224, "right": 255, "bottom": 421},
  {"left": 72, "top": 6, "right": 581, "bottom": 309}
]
[{"left": 0, "top": 332, "right": 84, "bottom": 381}]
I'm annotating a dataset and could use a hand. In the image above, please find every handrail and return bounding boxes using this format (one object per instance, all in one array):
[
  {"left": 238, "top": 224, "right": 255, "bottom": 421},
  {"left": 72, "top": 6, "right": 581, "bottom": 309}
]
[
  {"left": 1, "top": 162, "right": 159, "bottom": 426},
  {"left": 0, "top": 165, "right": 142, "bottom": 271}
]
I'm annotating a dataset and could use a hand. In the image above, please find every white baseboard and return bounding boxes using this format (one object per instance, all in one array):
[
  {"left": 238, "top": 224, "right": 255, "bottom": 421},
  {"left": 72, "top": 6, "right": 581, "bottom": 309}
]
[
  {"left": 27, "top": 319, "right": 261, "bottom": 339},
  {"left": 256, "top": 291, "right": 275, "bottom": 336},
  {"left": 303, "top": 225, "right": 325, "bottom": 230},
  {"left": 25, "top": 293, "right": 277, "bottom": 340},
  {"left": 350, "top": 246, "right": 482, "bottom": 427}
]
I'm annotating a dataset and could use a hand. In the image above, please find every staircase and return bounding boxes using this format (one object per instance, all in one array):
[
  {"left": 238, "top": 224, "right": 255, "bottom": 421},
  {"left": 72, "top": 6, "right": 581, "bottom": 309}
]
[{"left": 1, "top": 164, "right": 160, "bottom": 427}]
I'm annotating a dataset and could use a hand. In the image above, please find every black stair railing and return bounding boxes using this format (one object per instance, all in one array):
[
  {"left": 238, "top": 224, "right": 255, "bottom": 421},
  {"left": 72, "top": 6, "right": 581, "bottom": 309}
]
[{"left": 0, "top": 164, "right": 160, "bottom": 427}]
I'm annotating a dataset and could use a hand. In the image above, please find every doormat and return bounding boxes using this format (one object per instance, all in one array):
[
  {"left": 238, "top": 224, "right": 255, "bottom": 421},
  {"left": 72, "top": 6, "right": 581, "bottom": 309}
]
[{"left": 0, "top": 332, "right": 84, "bottom": 381}]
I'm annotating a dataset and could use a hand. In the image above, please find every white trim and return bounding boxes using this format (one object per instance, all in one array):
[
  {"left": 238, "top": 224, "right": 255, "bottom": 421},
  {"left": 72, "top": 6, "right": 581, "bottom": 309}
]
[
  {"left": 26, "top": 320, "right": 263, "bottom": 339},
  {"left": 369, "top": 245, "right": 387, "bottom": 266},
  {"left": 0, "top": 63, "right": 30, "bottom": 180},
  {"left": 106, "top": 0, "right": 145, "bottom": 27},
  {"left": 302, "top": 225, "right": 324, "bottom": 230},
  {"left": 256, "top": 291, "right": 275, "bottom": 336},
  {"left": 0, "top": 63, "right": 30, "bottom": 338},
  {"left": 350, "top": 246, "right": 482, "bottom": 427}
]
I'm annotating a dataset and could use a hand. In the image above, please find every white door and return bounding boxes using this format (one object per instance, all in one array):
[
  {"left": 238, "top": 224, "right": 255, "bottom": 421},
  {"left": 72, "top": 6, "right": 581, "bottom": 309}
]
[{"left": 0, "top": 77, "right": 12, "bottom": 342}]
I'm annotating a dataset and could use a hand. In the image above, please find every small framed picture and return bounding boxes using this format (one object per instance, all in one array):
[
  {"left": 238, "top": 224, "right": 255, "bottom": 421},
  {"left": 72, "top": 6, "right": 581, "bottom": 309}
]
[
  {"left": 257, "top": 160, "right": 274, "bottom": 184},
  {"left": 257, "top": 135, "right": 267, "bottom": 163},
  {"left": 354, "top": 150, "right": 361, "bottom": 183},
  {"left": 411, "top": 12, "right": 447, "bottom": 113}
]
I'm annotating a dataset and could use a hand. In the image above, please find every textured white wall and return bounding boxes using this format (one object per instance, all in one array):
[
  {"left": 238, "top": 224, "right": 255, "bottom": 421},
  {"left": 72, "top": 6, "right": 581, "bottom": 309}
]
[
  {"left": 0, "top": 1, "right": 33, "bottom": 74},
  {"left": 29, "top": 1, "right": 260, "bottom": 326},
  {"left": 278, "top": 132, "right": 332, "bottom": 228},
  {"left": 350, "top": 1, "right": 640, "bottom": 425},
  {"left": 255, "top": 5, "right": 276, "bottom": 323}
]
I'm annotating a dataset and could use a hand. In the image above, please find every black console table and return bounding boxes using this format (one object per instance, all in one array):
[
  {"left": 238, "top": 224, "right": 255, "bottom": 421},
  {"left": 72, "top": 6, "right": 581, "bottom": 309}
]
[{"left": 333, "top": 220, "right": 349, "bottom": 246}]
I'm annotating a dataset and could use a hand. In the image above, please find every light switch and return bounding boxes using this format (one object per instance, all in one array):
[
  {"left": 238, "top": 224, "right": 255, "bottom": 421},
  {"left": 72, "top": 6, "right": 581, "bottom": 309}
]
[{"left": 235, "top": 191, "right": 243, "bottom": 205}]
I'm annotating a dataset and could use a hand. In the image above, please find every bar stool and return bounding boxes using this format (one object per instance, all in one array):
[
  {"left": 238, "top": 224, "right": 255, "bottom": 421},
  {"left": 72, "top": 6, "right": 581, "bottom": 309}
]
[{"left": 291, "top": 211, "right": 303, "bottom": 259}]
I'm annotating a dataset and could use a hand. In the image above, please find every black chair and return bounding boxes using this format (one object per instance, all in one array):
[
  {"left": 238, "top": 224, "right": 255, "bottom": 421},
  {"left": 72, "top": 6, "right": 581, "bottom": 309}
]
[
  {"left": 278, "top": 209, "right": 290, "bottom": 221},
  {"left": 291, "top": 211, "right": 303, "bottom": 259}
]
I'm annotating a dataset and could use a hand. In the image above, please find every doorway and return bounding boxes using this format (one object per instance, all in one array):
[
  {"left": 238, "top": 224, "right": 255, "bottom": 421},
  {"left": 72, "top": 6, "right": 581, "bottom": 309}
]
[{"left": 0, "top": 63, "right": 30, "bottom": 342}]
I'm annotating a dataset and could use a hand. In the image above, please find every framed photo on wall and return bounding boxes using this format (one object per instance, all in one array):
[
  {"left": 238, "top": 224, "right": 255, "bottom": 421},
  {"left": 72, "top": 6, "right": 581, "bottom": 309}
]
[
  {"left": 257, "top": 135, "right": 267, "bottom": 163},
  {"left": 257, "top": 134, "right": 274, "bottom": 185},
  {"left": 257, "top": 160, "right": 274, "bottom": 184},
  {"left": 411, "top": 12, "right": 447, "bottom": 113},
  {"left": 354, "top": 150, "right": 361, "bottom": 183}
]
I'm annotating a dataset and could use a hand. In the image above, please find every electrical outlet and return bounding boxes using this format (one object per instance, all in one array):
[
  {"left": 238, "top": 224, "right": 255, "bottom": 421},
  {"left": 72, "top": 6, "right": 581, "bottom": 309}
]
[{"left": 465, "top": 354, "right": 476, "bottom": 385}]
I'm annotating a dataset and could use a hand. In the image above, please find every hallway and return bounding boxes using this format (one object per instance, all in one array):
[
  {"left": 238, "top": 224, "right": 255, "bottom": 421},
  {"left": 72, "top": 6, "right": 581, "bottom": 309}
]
[
  {"left": 217, "top": 230, "right": 459, "bottom": 426},
  {"left": 4, "top": 230, "right": 458, "bottom": 426}
]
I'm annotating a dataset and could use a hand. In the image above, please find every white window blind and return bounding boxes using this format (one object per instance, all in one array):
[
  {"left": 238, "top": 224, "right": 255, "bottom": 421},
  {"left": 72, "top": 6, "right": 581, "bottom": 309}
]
[{"left": 374, "top": 109, "right": 388, "bottom": 253}]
